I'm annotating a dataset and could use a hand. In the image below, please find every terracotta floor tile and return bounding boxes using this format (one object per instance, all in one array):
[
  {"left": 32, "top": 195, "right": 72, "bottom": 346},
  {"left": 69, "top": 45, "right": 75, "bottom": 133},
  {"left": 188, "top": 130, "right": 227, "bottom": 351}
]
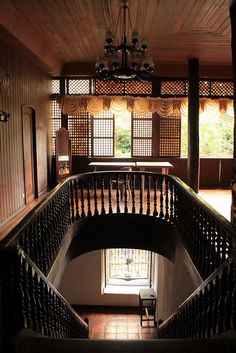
[
  {"left": 92, "top": 333, "right": 105, "bottom": 339},
  {"left": 127, "top": 325, "right": 140, "bottom": 334},
  {"left": 128, "top": 333, "right": 140, "bottom": 339},
  {"left": 116, "top": 333, "right": 128, "bottom": 339},
  {"left": 105, "top": 326, "right": 117, "bottom": 333},
  {"left": 116, "top": 326, "right": 128, "bottom": 333},
  {"left": 76, "top": 307, "right": 158, "bottom": 340},
  {"left": 105, "top": 333, "right": 117, "bottom": 339}
]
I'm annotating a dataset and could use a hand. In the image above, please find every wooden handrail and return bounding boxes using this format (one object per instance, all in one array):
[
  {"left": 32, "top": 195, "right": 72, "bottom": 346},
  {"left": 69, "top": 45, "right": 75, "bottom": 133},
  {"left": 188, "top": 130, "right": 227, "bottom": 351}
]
[
  {"left": 0, "top": 246, "right": 88, "bottom": 342},
  {"left": 158, "top": 252, "right": 236, "bottom": 339},
  {"left": 0, "top": 171, "right": 235, "bottom": 342},
  {"left": 1, "top": 171, "right": 235, "bottom": 278}
]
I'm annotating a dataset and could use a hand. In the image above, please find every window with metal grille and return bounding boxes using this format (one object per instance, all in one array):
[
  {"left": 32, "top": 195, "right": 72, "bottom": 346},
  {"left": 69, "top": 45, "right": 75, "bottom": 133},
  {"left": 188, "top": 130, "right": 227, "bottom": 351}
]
[
  {"left": 132, "top": 112, "right": 153, "bottom": 157},
  {"left": 105, "top": 249, "right": 152, "bottom": 286},
  {"left": 92, "top": 111, "right": 114, "bottom": 157},
  {"left": 51, "top": 99, "right": 61, "bottom": 155}
]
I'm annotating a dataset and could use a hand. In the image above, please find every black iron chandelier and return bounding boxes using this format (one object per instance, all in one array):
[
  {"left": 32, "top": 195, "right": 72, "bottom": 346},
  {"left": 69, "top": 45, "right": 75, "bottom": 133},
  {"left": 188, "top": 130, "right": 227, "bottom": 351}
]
[{"left": 95, "top": 0, "right": 154, "bottom": 81}]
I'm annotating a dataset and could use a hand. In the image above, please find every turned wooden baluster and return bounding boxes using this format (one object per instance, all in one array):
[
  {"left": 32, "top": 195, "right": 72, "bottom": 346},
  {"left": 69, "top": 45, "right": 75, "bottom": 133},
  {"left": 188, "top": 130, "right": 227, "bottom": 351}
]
[
  {"left": 159, "top": 175, "right": 164, "bottom": 218},
  {"left": 37, "top": 213, "right": 45, "bottom": 273},
  {"left": 79, "top": 180, "right": 85, "bottom": 218},
  {"left": 101, "top": 175, "right": 106, "bottom": 215},
  {"left": 115, "top": 174, "right": 120, "bottom": 214},
  {"left": 165, "top": 177, "right": 169, "bottom": 220},
  {"left": 139, "top": 174, "right": 143, "bottom": 214},
  {"left": 146, "top": 175, "right": 150, "bottom": 215},
  {"left": 93, "top": 176, "right": 99, "bottom": 216},
  {"left": 131, "top": 174, "right": 136, "bottom": 214},
  {"left": 169, "top": 181, "right": 174, "bottom": 221},
  {"left": 124, "top": 174, "right": 128, "bottom": 214},
  {"left": 86, "top": 177, "right": 92, "bottom": 217},
  {"left": 74, "top": 179, "right": 80, "bottom": 220},
  {"left": 108, "top": 175, "right": 113, "bottom": 214},
  {"left": 70, "top": 181, "right": 75, "bottom": 222},
  {"left": 36, "top": 274, "right": 44, "bottom": 335},
  {"left": 153, "top": 174, "right": 158, "bottom": 217}
]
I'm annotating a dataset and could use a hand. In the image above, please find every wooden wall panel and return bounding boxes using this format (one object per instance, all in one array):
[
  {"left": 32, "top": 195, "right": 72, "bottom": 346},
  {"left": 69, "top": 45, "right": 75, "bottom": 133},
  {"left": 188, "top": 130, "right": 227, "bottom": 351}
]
[{"left": 0, "top": 36, "right": 50, "bottom": 225}]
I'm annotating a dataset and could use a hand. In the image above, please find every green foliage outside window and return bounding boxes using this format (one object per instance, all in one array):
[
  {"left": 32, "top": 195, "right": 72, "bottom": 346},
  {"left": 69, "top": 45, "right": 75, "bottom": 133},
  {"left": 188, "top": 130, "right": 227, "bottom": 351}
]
[{"left": 181, "top": 112, "right": 233, "bottom": 158}]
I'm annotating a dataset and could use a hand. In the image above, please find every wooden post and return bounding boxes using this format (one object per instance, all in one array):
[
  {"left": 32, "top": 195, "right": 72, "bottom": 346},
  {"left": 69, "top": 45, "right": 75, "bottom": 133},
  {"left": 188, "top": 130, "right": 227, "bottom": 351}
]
[
  {"left": 230, "top": 4, "right": 236, "bottom": 226},
  {"left": 187, "top": 58, "right": 200, "bottom": 193}
]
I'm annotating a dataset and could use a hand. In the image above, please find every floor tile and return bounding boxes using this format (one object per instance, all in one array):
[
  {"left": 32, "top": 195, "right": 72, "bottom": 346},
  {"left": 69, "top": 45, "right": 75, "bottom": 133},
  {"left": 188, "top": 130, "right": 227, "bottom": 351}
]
[{"left": 76, "top": 307, "right": 158, "bottom": 340}]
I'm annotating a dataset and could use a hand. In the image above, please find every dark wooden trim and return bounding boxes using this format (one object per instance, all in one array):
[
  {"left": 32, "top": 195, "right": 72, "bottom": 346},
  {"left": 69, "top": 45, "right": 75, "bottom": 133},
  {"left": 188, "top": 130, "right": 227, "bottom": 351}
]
[{"left": 187, "top": 58, "right": 200, "bottom": 192}]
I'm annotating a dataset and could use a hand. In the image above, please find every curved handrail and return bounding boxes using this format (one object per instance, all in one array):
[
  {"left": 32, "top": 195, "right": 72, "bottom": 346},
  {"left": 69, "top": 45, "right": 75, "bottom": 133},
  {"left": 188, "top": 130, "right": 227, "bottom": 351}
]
[
  {"left": 1, "top": 171, "right": 235, "bottom": 280},
  {"left": 1, "top": 171, "right": 236, "bottom": 342}
]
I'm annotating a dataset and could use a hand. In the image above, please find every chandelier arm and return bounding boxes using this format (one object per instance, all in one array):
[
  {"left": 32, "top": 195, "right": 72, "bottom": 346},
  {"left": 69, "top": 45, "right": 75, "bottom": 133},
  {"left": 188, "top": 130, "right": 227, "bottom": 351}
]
[{"left": 96, "top": 0, "right": 154, "bottom": 80}]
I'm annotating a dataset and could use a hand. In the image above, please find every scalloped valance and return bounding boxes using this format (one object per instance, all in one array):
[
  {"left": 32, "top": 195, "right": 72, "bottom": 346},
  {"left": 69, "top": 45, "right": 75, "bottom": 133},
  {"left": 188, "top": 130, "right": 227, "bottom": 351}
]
[{"left": 57, "top": 95, "right": 233, "bottom": 118}]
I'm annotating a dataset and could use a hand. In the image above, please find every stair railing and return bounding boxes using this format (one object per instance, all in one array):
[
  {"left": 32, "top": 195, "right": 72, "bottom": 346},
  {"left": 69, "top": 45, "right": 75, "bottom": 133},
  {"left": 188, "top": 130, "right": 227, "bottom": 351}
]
[
  {"left": 0, "top": 246, "right": 88, "bottom": 345},
  {"left": 158, "top": 252, "right": 236, "bottom": 339}
]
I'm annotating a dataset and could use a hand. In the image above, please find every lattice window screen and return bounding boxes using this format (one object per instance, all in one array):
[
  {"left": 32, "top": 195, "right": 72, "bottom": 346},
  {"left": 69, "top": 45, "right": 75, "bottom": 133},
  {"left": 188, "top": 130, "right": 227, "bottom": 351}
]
[
  {"left": 125, "top": 80, "right": 152, "bottom": 95},
  {"left": 68, "top": 79, "right": 90, "bottom": 94},
  {"left": 132, "top": 112, "right": 152, "bottom": 157},
  {"left": 159, "top": 114, "right": 181, "bottom": 157},
  {"left": 92, "top": 111, "right": 114, "bottom": 156},
  {"left": 161, "top": 80, "right": 188, "bottom": 96},
  {"left": 68, "top": 112, "right": 90, "bottom": 156},
  {"left": 52, "top": 79, "right": 60, "bottom": 94},
  {"left": 95, "top": 80, "right": 123, "bottom": 94},
  {"left": 51, "top": 99, "right": 61, "bottom": 155}
]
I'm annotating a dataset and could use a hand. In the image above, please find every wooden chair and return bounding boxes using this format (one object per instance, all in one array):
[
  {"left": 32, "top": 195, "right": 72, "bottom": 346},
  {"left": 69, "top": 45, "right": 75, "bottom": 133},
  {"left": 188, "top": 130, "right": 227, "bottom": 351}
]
[{"left": 112, "top": 167, "right": 132, "bottom": 200}]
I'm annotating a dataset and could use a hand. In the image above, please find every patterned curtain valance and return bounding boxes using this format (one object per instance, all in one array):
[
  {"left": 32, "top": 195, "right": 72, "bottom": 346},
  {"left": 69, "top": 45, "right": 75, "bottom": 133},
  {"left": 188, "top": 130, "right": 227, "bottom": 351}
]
[{"left": 57, "top": 95, "right": 233, "bottom": 118}]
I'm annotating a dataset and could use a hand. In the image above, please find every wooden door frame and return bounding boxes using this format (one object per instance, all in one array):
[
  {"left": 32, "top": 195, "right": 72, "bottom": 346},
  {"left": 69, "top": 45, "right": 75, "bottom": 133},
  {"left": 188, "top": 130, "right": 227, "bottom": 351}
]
[{"left": 22, "top": 105, "right": 38, "bottom": 202}]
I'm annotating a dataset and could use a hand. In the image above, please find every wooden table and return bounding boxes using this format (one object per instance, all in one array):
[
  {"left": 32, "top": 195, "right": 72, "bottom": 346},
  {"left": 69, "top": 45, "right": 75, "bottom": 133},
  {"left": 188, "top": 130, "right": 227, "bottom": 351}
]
[
  {"left": 139, "top": 288, "right": 157, "bottom": 326},
  {"left": 89, "top": 162, "right": 136, "bottom": 170},
  {"left": 135, "top": 161, "right": 173, "bottom": 175},
  {"left": 89, "top": 161, "right": 173, "bottom": 174}
]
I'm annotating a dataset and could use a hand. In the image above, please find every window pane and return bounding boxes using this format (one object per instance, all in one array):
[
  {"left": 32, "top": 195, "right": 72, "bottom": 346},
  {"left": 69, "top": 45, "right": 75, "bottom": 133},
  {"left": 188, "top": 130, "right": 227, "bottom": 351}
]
[{"left": 106, "top": 249, "right": 151, "bottom": 282}]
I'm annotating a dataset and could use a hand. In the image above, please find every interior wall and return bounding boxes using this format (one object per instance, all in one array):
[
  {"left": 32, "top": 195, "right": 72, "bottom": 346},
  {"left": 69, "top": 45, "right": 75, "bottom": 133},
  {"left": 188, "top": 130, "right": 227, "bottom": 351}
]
[
  {"left": 157, "top": 241, "right": 203, "bottom": 322},
  {"left": 0, "top": 36, "right": 51, "bottom": 225},
  {"left": 58, "top": 245, "right": 202, "bottom": 314},
  {"left": 58, "top": 250, "right": 140, "bottom": 307}
]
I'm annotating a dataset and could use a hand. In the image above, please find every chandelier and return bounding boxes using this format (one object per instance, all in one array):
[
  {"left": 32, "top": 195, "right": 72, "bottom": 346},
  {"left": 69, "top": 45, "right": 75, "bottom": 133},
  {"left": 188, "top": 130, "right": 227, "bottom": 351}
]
[{"left": 95, "top": 0, "right": 154, "bottom": 81}]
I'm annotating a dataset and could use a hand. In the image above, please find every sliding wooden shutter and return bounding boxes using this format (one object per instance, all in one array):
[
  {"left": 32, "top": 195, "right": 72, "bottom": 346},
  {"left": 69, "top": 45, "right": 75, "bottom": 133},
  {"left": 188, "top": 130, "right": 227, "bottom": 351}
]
[
  {"left": 67, "top": 112, "right": 90, "bottom": 156},
  {"left": 158, "top": 113, "right": 181, "bottom": 157},
  {"left": 92, "top": 111, "right": 114, "bottom": 157},
  {"left": 132, "top": 112, "right": 153, "bottom": 157}
]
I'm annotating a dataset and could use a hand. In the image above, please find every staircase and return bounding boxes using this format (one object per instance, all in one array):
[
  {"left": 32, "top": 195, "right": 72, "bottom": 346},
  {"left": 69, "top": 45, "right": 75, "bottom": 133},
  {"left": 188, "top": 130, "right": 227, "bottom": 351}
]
[{"left": 0, "top": 171, "right": 235, "bottom": 352}]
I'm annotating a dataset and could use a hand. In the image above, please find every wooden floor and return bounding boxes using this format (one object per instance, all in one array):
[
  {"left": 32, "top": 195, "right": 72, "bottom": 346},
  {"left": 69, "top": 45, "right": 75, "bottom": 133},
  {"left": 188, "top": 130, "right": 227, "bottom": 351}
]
[{"left": 199, "top": 189, "right": 231, "bottom": 221}]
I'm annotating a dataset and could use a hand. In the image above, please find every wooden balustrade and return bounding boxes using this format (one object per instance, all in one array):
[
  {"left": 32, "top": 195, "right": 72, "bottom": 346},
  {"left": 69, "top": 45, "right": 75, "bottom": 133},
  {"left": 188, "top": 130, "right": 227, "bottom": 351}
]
[
  {"left": 0, "top": 246, "right": 88, "bottom": 342},
  {"left": 158, "top": 253, "right": 236, "bottom": 339},
  {"left": 0, "top": 183, "right": 71, "bottom": 275},
  {"left": 0, "top": 171, "right": 236, "bottom": 343},
  {"left": 0, "top": 171, "right": 235, "bottom": 280}
]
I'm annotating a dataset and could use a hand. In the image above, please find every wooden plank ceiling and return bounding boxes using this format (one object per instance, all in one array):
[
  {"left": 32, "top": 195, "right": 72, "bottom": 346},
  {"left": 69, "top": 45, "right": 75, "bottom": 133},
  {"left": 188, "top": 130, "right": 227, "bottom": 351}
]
[{"left": 0, "top": 0, "right": 233, "bottom": 76}]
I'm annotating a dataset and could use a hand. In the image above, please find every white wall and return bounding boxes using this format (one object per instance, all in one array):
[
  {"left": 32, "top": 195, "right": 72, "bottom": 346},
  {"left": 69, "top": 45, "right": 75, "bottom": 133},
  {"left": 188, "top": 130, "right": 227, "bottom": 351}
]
[
  {"left": 157, "top": 241, "right": 203, "bottom": 321},
  {"left": 58, "top": 250, "right": 139, "bottom": 306},
  {"left": 58, "top": 244, "right": 202, "bottom": 317}
]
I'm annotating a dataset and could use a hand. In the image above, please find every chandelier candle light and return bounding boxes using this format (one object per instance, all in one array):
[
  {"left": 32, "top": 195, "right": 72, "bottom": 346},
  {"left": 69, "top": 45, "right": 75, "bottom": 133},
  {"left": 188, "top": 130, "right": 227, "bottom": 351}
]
[{"left": 95, "top": 0, "right": 154, "bottom": 80}]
